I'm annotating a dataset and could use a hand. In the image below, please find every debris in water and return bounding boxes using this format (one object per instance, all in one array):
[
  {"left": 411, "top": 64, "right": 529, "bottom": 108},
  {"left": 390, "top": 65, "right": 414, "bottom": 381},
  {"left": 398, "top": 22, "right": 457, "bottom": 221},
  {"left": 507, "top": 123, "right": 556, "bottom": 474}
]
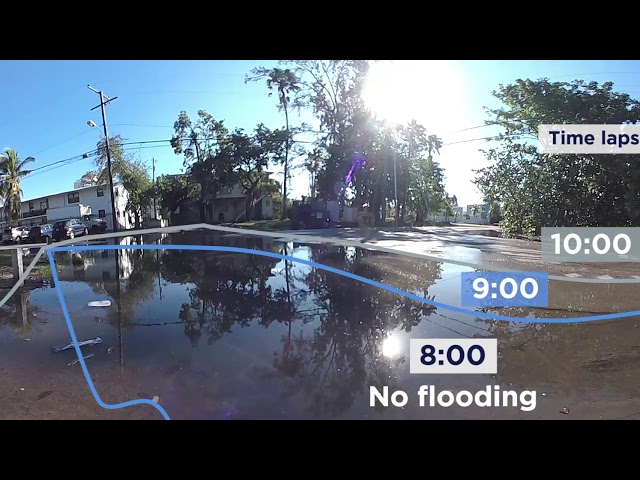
[
  {"left": 37, "top": 391, "right": 53, "bottom": 400},
  {"left": 54, "top": 336, "right": 102, "bottom": 352},
  {"left": 19, "top": 388, "right": 25, "bottom": 391},
  {"left": 560, "top": 407, "right": 570, "bottom": 414},
  {"left": 21, "top": 338, "right": 30, "bottom": 342},
  {"left": 88, "top": 300, "right": 111, "bottom": 307},
  {"left": 107, "top": 347, "right": 113, "bottom": 354},
  {"left": 152, "top": 396, "right": 159, "bottom": 403},
  {"left": 68, "top": 353, "right": 95, "bottom": 366}
]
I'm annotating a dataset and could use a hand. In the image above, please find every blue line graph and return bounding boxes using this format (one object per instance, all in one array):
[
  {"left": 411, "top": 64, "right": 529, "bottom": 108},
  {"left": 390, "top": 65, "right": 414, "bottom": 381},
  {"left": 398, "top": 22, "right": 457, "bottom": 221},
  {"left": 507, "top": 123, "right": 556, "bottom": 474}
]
[{"left": 46, "top": 243, "right": 640, "bottom": 419}]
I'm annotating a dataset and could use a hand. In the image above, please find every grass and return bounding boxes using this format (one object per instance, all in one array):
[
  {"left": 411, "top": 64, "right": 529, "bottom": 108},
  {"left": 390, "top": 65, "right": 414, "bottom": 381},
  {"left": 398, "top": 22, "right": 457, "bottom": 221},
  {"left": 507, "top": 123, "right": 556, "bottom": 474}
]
[
  {"left": 0, "top": 249, "right": 52, "bottom": 277},
  {"left": 233, "top": 219, "right": 291, "bottom": 231}
]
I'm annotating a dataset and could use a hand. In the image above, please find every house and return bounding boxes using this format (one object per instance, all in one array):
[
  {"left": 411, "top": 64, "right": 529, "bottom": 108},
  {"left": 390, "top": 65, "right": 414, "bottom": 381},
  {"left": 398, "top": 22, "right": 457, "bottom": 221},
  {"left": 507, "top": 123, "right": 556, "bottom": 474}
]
[
  {"left": 214, "top": 180, "right": 274, "bottom": 223},
  {"left": 167, "top": 173, "right": 275, "bottom": 224},
  {"left": 0, "top": 183, "right": 134, "bottom": 231},
  {"left": 466, "top": 204, "right": 489, "bottom": 218}
]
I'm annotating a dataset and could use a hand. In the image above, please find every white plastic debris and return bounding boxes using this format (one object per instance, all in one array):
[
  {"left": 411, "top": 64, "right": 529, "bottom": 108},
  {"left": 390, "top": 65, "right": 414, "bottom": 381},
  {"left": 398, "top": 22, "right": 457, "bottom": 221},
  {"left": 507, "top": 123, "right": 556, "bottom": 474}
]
[
  {"left": 88, "top": 300, "right": 111, "bottom": 307},
  {"left": 152, "top": 396, "right": 159, "bottom": 403},
  {"left": 54, "top": 336, "right": 102, "bottom": 352}
]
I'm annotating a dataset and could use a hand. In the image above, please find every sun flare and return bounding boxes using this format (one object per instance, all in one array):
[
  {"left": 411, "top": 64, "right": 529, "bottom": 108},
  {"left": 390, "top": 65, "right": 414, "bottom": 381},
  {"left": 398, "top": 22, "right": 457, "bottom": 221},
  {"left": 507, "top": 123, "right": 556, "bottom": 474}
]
[
  {"left": 381, "top": 335, "right": 402, "bottom": 358},
  {"left": 362, "top": 60, "right": 465, "bottom": 131}
]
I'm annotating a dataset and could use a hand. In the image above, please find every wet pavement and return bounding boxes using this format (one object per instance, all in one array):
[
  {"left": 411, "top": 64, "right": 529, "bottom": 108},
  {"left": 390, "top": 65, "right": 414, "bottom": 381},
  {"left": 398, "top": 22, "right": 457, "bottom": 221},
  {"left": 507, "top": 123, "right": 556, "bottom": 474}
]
[
  {"left": 2, "top": 230, "right": 640, "bottom": 419},
  {"left": 278, "top": 225, "right": 640, "bottom": 280}
]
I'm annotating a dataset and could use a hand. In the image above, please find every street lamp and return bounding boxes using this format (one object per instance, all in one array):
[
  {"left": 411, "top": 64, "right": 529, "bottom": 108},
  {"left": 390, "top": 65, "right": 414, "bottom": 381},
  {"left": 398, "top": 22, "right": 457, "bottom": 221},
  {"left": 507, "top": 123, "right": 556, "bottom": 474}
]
[{"left": 87, "top": 120, "right": 97, "bottom": 128}]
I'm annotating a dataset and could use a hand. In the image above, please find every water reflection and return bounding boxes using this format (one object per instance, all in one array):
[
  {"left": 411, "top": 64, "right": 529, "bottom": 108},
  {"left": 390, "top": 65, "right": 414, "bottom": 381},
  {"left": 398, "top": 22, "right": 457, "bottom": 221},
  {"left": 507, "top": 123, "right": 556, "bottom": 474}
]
[
  {"left": 11, "top": 230, "right": 640, "bottom": 419},
  {"left": 0, "top": 290, "right": 36, "bottom": 337},
  {"left": 49, "top": 234, "right": 449, "bottom": 418}
]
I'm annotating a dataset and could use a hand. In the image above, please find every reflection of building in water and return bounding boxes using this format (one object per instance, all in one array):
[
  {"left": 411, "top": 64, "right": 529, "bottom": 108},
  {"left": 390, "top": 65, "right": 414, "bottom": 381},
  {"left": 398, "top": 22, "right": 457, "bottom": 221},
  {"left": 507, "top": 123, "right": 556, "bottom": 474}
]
[
  {"left": 55, "top": 248, "right": 134, "bottom": 282},
  {"left": 211, "top": 237, "right": 275, "bottom": 268},
  {"left": 221, "top": 236, "right": 273, "bottom": 252},
  {"left": 54, "top": 235, "right": 168, "bottom": 282}
]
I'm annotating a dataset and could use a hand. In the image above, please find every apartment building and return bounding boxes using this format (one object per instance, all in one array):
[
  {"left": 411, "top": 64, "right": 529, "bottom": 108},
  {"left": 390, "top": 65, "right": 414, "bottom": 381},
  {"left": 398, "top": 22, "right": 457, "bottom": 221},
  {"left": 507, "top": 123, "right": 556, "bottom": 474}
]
[{"left": 0, "top": 183, "right": 132, "bottom": 231}]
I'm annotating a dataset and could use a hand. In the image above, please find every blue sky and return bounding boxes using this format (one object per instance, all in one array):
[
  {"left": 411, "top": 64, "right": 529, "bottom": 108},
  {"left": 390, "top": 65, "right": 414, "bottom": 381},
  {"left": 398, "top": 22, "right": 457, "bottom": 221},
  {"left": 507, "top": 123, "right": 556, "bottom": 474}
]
[{"left": 3, "top": 59, "right": 640, "bottom": 208}]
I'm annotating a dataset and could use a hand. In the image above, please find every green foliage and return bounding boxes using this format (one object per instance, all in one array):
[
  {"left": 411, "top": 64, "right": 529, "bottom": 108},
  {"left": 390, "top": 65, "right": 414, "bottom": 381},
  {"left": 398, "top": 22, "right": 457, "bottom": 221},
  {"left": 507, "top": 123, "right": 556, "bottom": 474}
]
[
  {"left": 88, "top": 135, "right": 154, "bottom": 226},
  {"left": 247, "top": 66, "right": 302, "bottom": 219},
  {"left": 0, "top": 149, "right": 34, "bottom": 224},
  {"left": 156, "top": 174, "right": 198, "bottom": 218},
  {"left": 475, "top": 79, "right": 640, "bottom": 236}
]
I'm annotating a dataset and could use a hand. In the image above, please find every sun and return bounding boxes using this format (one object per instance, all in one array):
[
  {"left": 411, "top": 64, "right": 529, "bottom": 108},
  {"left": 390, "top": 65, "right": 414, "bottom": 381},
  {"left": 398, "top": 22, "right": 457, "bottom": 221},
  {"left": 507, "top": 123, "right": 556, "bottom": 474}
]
[{"left": 362, "top": 60, "right": 465, "bottom": 131}]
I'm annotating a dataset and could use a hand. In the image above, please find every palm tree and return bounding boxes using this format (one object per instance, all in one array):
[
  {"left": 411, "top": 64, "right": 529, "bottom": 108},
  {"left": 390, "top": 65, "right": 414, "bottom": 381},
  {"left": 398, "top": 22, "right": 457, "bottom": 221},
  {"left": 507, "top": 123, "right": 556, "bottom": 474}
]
[
  {"left": 0, "top": 149, "right": 34, "bottom": 224},
  {"left": 247, "top": 67, "right": 301, "bottom": 220}
]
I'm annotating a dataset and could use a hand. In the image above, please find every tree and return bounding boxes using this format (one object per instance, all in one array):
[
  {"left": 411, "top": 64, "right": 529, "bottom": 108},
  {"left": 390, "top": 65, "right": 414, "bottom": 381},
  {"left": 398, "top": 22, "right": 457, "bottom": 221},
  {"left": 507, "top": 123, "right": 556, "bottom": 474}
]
[
  {"left": 94, "top": 134, "right": 129, "bottom": 183},
  {"left": 76, "top": 170, "right": 100, "bottom": 187},
  {"left": 171, "top": 110, "right": 236, "bottom": 222},
  {"left": 0, "top": 149, "right": 34, "bottom": 224},
  {"left": 119, "top": 161, "right": 153, "bottom": 228},
  {"left": 284, "top": 60, "right": 370, "bottom": 203},
  {"left": 86, "top": 135, "right": 153, "bottom": 228},
  {"left": 471, "top": 204, "right": 481, "bottom": 217},
  {"left": 474, "top": 78, "right": 640, "bottom": 236},
  {"left": 231, "top": 124, "right": 288, "bottom": 221},
  {"left": 246, "top": 67, "right": 301, "bottom": 219},
  {"left": 156, "top": 174, "right": 199, "bottom": 222},
  {"left": 304, "top": 148, "right": 323, "bottom": 197}
]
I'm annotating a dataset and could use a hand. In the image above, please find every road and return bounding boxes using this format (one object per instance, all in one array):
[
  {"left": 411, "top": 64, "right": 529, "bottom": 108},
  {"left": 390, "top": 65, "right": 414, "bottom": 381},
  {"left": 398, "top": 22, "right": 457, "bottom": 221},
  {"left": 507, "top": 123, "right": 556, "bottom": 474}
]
[{"left": 276, "top": 224, "right": 640, "bottom": 281}]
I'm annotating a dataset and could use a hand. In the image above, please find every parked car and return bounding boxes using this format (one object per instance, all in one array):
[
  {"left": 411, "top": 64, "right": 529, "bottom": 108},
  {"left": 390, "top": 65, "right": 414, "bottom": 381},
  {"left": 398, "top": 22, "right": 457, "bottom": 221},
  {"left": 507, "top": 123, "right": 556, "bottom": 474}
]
[
  {"left": 52, "top": 218, "right": 89, "bottom": 241},
  {"left": 27, "top": 224, "right": 53, "bottom": 244},
  {"left": 2, "top": 226, "right": 30, "bottom": 244}
]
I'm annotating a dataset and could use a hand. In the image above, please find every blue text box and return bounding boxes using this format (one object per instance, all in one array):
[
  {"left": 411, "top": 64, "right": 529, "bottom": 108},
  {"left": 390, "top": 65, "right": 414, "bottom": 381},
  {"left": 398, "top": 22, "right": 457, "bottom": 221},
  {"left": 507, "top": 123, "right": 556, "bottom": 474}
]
[{"left": 461, "top": 272, "right": 549, "bottom": 308}]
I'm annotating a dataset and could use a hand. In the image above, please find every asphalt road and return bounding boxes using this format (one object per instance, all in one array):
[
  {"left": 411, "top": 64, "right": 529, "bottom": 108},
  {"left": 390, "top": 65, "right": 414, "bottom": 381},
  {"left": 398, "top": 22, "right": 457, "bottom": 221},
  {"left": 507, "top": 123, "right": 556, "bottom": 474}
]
[{"left": 277, "top": 224, "right": 640, "bottom": 281}]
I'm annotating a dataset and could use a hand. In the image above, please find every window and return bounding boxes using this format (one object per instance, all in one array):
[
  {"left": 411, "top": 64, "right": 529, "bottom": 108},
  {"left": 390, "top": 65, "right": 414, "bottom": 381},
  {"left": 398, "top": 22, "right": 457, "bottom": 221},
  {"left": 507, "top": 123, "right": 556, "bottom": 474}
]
[
  {"left": 40, "top": 200, "right": 48, "bottom": 210},
  {"left": 98, "top": 209, "right": 105, "bottom": 219},
  {"left": 265, "top": 199, "right": 271, "bottom": 207},
  {"left": 28, "top": 202, "right": 34, "bottom": 211},
  {"left": 68, "top": 192, "right": 79, "bottom": 204},
  {"left": 97, "top": 187, "right": 104, "bottom": 197}
]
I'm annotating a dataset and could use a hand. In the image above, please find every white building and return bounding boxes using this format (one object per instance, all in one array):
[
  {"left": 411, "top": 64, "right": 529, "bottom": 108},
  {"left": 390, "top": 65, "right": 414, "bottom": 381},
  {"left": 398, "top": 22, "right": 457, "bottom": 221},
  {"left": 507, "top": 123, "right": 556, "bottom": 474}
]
[
  {"left": 0, "top": 183, "right": 133, "bottom": 231},
  {"left": 214, "top": 182, "right": 274, "bottom": 222}
]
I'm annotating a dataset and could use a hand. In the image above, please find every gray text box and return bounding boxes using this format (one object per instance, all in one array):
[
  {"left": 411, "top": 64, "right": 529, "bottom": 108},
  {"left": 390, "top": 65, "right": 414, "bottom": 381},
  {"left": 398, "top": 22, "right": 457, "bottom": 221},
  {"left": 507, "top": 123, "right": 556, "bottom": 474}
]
[{"left": 541, "top": 227, "right": 640, "bottom": 263}]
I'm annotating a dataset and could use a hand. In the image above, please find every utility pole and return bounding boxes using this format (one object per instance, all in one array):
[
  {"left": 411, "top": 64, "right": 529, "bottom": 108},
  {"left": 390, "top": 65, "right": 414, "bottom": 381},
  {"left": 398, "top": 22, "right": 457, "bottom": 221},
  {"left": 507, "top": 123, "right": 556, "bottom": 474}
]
[
  {"left": 393, "top": 149, "right": 398, "bottom": 227},
  {"left": 88, "top": 85, "right": 123, "bottom": 372},
  {"left": 87, "top": 85, "right": 119, "bottom": 234},
  {"left": 152, "top": 157, "right": 157, "bottom": 219}
]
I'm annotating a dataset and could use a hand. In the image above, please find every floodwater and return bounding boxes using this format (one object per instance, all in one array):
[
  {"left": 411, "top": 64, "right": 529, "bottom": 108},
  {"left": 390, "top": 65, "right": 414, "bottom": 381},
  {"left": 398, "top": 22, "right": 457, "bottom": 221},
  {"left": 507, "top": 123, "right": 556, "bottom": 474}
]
[{"left": 2, "top": 231, "right": 640, "bottom": 419}]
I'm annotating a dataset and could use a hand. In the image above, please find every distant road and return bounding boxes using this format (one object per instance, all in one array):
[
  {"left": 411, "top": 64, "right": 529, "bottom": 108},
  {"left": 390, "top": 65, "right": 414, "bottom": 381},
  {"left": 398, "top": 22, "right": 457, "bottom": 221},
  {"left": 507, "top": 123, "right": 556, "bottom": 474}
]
[{"left": 271, "top": 224, "right": 640, "bottom": 281}]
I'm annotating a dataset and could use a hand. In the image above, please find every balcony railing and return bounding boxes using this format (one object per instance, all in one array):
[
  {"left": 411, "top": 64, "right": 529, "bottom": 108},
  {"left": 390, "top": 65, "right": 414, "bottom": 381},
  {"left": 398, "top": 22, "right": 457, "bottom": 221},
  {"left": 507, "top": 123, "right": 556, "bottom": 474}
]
[{"left": 22, "top": 209, "right": 47, "bottom": 218}]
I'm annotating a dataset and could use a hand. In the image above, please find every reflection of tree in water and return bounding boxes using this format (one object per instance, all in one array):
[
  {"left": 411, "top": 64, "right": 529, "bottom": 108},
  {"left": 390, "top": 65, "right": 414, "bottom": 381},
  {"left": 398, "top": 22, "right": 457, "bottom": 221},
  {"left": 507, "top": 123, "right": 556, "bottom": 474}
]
[
  {"left": 0, "top": 289, "right": 39, "bottom": 337},
  {"left": 259, "top": 245, "right": 443, "bottom": 417},
  {"left": 161, "top": 241, "right": 282, "bottom": 347},
  {"left": 73, "top": 237, "right": 446, "bottom": 417}
]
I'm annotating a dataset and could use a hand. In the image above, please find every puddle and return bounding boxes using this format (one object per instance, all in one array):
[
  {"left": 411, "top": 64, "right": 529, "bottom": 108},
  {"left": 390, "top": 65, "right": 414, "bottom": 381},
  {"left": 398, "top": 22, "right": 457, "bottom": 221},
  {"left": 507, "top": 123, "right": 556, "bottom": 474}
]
[{"left": 2, "top": 231, "right": 640, "bottom": 419}]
